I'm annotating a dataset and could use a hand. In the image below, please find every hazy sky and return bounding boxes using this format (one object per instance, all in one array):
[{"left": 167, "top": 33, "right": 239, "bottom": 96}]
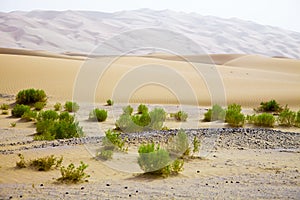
[{"left": 1, "top": 0, "right": 300, "bottom": 32}]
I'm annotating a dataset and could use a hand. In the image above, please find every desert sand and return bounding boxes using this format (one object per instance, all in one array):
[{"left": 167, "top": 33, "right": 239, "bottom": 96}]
[{"left": 0, "top": 49, "right": 300, "bottom": 199}]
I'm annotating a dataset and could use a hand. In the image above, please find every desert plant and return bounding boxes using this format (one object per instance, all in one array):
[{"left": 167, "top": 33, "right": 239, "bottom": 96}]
[
  {"left": 16, "top": 154, "right": 26, "bottom": 168},
  {"left": 168, "top": 130, "right": 190, "bottom": 158},
  {"left": 137, "top": 104, "right": 148, "bottom": 114},
  {"left": 57, "top": 161, "right": 90, "bottom": 183},
  {"left": 192, "top": 136, "right": 200, "bottom": 154},
  {"left": 295, "top": 110, "right": 300, "bottom": 127},
  {"left": 278, "top": 107, "right": 296, "bottom": 127},
  {"left": 0, "top": 103, "right": 9, "bottom": 110},
  {"left": 29, "top": 155, "right": 63, "bottom": 171},
  {"left": 132, "top": 112, "right": 151, "bottom": 128},
  {"left": 148, "top": 108, "right": 166, "bottom": 130},
  {"left": 64, "top": 101, "right": 79, "bottom": 112},
  {"left": 12, "top": 104, "right": 31, "bottom": 117},
  {"left": 34, "top": 102, "right": 45, "bottom": 111},
  {"left": 174, "top": 111, "right": 188, "bottom": 122},
  {"left": 102, "top": 129, "right": 126, "bottom": 151},
  {"left": 21, "top": 110, "right": 37, "bottom": 121},
  {"left": 1, "top": 110, "right": 8, "bottom": 115},
  {"left": 106, "top": 99, "right": 114, "bottom": 106},
  {"left": 54, "top": 102, "right": 62, "bottom": 111},
  {"left": 37, "top": 110, "right": 59, "bottom": 121},
  {"left": 171, "top": 159, "right": 184, "bottom": 174},
  {"left": 256, "top": 99, "right": 282, "bottom": 113},
  {"left": 97, "top": 149, "right": 113, "bottom": 160},
  {"left": 249, "top": 113, "right": 275, "bottom": 127},
  {"left": 225, "top": 104, "right": 245, "bottom": 127},
  {"left": 203, "top": 104, "right": 226, "bottom": 122},
  {"left": 122, "top": 105, "right": 134, "bottom": 115},
  {"left": 16, "top": 88, "right": 47, "bottom": 105},
  {"left": 115, "top": 113, "right": 137, "bottom": 132},
  {"left": 10, "top": 122, "right": 16, "bottom": 127},
  {"left": 89, "top": 108, "right": 108, "bottom": 122}
]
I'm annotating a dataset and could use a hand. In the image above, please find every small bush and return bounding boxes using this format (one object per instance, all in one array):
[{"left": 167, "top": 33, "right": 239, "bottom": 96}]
[
  {"left": 34, "top": 102, "right": 45, "bottom": 111},
  {"left": 89, "top": 108, "right": 108, "bottom": 122},
  {"left": 174, "top": 111, "right": 188, "bottom": 122},
  {"left": 168, "top": 130, "right": 190, "bottom": 158},
  {"left": 137, "top": 104, "right": 148, "bottom": 114},
  {"left": 102, "top": 129, "right": 126, "bottom": 151},
  {"left": 16, "top": 88, "right": 47, "bottom": 105},
  {"left": 257, "top": 100, "right": 282, "bottom": 113},
  {"left": 132, "top": 112, "right": 151, "bottom": 128},
  {"left": 171, "top": 159, "right": 184, "bottom": 174},
  {"left": 225, "top": 104, "right": 245, "bottom": 127},
  {"left": 0, "top": 103, "right": 9, "bottom": 110},
  {"left": 10, "top": 122, "right": 16, "bottom": 127},
  {"left": 106, "top": 99, "right": 114, "bottom": 106},
  {"left": 16, "top": 154, "right": 26, "bottom": 168},
  {"left": 21, "top": 110, "right": 37, "bottom": 121},
  {"left": 148, "top": 108, "right": 166, "bottom": 130},
  {"left": 64, "top": 101, "right": 79, "bottom": 112},
  {"left": 54, "top": 102, "right": 62, "bottom": 111},
  {"left": 295, "top": 110, "right": 300, "bottom": 127},
  {"left": 37, "top": 110, "right": 59, "bottom": 121},
  {"left": 1, "top": 110, "right": 8, "bottom": 115},
  {"left": 12, "top": 104, "right": 31, "bottom": 117},
  {"left": 29, "top": 155, "right": 63, "bottom": 171},
  {"left": 192, "top": 136, "right": 200, "bottom": 155},
  {"left": 203, "top": 105, "right": 225, "bottom": 122},
  {"left": 122, "top": 105, "right": 133, "bottom": 115},
  {"left": 57, "top": 161, "right": 90, "bottom": 183},
  {"left": 115, "top": 114, "right": 137, "bottom": 132},
  {"left": 278, "top": 107, "right": 296, "bottom": 127},
  {"left": 248, "top": 113, "right": 275, "bottom": 127},
  {"left": 97, "top": 149, "right": 113, "bottom": 160}
]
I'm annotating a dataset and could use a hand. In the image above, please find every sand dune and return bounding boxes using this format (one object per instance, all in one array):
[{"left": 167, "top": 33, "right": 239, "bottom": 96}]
[{"left": 0, "top": 49, "right": 299, "bottom": 108}]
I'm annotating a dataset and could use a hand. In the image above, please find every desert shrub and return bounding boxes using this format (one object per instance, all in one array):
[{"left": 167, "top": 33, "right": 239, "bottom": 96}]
[
  {"left": 10, "top": 122, "right": 16, "bottom": 127},
  {"left": 225, "top": 104, "right": 245, "bottom": 127},
  {"left": 54, "top": 102, "right": 62, "bottom": 111},
  {"left": 248, "top": 113, "right": 275, "bottom": 127},
  {"left": 16, "top": 154, "right": 26, "bottom": 168},
  {"left": 16, "top": 88, "right": 47, "bottom": 105},
  {"left": 64, "top": 101, "right": 79, "bottom": 112},
  {"left": 115, "top": 113, "right": 137, "bottom": 132},
  {"left": 122, "top": 105, "right": 134, "bottom": 115},
  {"left": 168, "top": 130, "right": 190, "bottom": 158},
  {"left": 192, "top": 136, "right": 200, "bottom": 154},
  {"left": 148, "top": 108, "right": 166, "bottom": 130},
  {"left": 257, "top": 99, "right": 282, "bottom": 113},
  {"left": 106, "top": 99, "right": 114, "bottom": 106},
  {"left": 0, "top": 103, "right": 9, "bottom": 110},
  {"left": 57, "top": 161, "right": 90, "bottom": 183},
  {"left": 29, "top": 155, "right": 63, "bottom": 171},
  {"left": 138, "top": 143, "right": 184, "bottom": 177},
  {"left": 295, "top": 110, "right": 300, "bottom": 127},
  {"left": 89, "top": 108, "right": 108, "bottom": 122},
  {"left": 34, "top": 102, "right": 45, "bottom": 111},
  {"left": 174, "top": 111, "right": 188, "bottom": 122},
  {"left": 203, "top": 105, "right": 225, "bottom": 122},
  {"left": 97, "top": 149, "right": 113, "bottom": 160},
  {"left": 21, "top": 110, "right": 37, "bottom": 121},
  {"left": 102, "top": 129, "right": 126, "bottom": 151},
  {"left": 278, "top": 107, "right": 296, "bottom": 127},
  {"left": 12, "top": 104, "right": 31, "bottom": 117},
  {"left": 132, "top": 112, "right": 151, "bottom": 127},
  {"left": 1, "top": 110, "right": 8, "bottom": 115},
  {"left": 35, "top": 111, "right": 83, "bottom": 140},
  {"left": 137, "top": 104, "right": 148, "bottom": 114}
]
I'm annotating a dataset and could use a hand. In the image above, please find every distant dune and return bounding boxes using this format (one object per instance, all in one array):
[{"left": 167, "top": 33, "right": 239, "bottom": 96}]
[
  {"left": 0, "top": 9, "right": 300, "bottom": 59},
  {"left": 0, "top": 49, "right": 299, "bottom": 108}
]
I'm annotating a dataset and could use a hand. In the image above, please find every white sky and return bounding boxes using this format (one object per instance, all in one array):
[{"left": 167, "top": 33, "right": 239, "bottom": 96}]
[{"left": 1, "top": 0, "right": 300, "bottom": 32}]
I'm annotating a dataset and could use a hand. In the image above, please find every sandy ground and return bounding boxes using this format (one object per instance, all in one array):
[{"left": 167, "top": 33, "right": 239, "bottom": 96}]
[{"left": 0, "top": 50, "right": 300, "bottom": 199}]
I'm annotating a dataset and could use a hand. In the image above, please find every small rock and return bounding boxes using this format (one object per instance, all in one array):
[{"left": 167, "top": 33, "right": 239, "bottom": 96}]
[
  {"left": 129, "top": 194, "right": 131, "bottom": 197},
  {"left": 65, "top": 192, "right": 69, "bottom": 194},
  {"left": 136, "top": 190, "right": 138, "bottom": 193},
  {"left": 106, "top": 183, "right": 110, "bottom": 187},
  {"left": 196, "top": 170, "right": 200, "bottom": 173},
  {"left": 81, "top": 187, "right": 84, "bottom": 190},
  {"left": 124, "top": 186, "right": 128, "bottom": 189},
  {"left": 40, "top": 183, "right": 43, "bottom": 187}
]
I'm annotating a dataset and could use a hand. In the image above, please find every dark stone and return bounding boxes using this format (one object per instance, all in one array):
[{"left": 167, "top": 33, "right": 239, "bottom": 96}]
[
  {"left": 81, "top": 187, "right": 84, "bottom": 190},
  {"left": 40, "top": 183, "right": 43, "bottom": 187},
  {"left": 106, "top": 183, "right": 110, "bottom": 186},
  {"left": 124, "top": 186, "right": 128, "bottom": 189}
]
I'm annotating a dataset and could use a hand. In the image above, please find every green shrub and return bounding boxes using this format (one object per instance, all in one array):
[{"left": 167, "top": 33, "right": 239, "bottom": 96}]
[
  {"left": 37, "top": 110, "right": 59, "bottom": 121},
  {"left": 203, "top": 105, "right": 225, "bottom": 122},
  {"left": 64, "top": 101, "right": 79, "bottom": 112},
  {"left": 171, "top": 159, "right": 184, "bottom": 174},
  {"left": 10, "top": 122, "right": 16, "bottom": 127},
  {"left": 257, "top": 100, "right": 282, "bottom": 112},
  {"left": 115, "top": 113, "right": 137, "bottom": 132},
  {"left": 102, "top": 129, "right": 126, "bottom": 151},
  {"left": 34, "top": 102, "right": 45, "bottom": 111},
  {"left": 21, "top": 110, "right": 37, "bottom": 121},
  {"left": 132, "top": 112, "right": 151, "bottom": 128},
  {"left": 249, "top": 113, "right": 275, "bottom": 127},
  {"left": 137, "top": 104, "right": 148, "bottom": 114},
  {"left": 29, "top": 155, "right": 63, "bottom": 171},
  {"left": 174, "top": 111, "right": 188, "bottom": 122},
  {"left": 122, "top": 105, "right": 133, "bottom": 115},
  {"left": 295, "top": 110, "right": 300, "bottom": 127},
  {"left": 168, "top": 130, "right": 190, "bottom": 158},
  {"left": 192, "top": 136, "right": 200, "bottom": 155},
  {"left": 97, "top": 149, "right": 113, "bottom": 160},
  {"left": 16, "top": 154, "right": 26, "bottom": 168},
  {"left": 1, "top": 110, "right": 9, "bottom": 115},
  {"left": 148, "top": 108, "right": 166, "bottom": 130},
  {"left": 278, "top": 107, "right": 296, "bottom": 127},
  {"left": 0, "top": 103, "right": 9, "bottom": 110},
  {"left": 57, "top": 161, "right": 90, "bottom": 183},
  {"left": 12, "top": 104, "right": 31, "bottom": 117},
  {"left": 16, "top": 88, "right": 47, "bottom": 105},
  {"left": 106, "top": 99, "right": 114, "bottom": 106},
  {"left": 225, "top": 104, "right": 245, "bottom": 127},
  {"left": 54, "top": 102, "right": 62, "bottom": 111},
  {"left": 89, "top": 108, "right": 108, "bottom": 122}
]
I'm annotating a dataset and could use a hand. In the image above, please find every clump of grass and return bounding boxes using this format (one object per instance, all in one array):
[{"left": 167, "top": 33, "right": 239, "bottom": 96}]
[
  {"left": 106, "top": 99, "right": 114, "bottom": 106},
  {"left": 137, "top": 104, "right": 148, "bottom": 114},
  {"left": 16, "top": 154, "right": 63, "bottom": 171},
  {"left": 10, "top": 122, "right": 16, "bottom": 127},
  {"left": 97, "top": 149, "right": 113, "bottom": 160},
  {"left": 34, "top": 102, "right": 46, "bottom": 111},
  {"left": 247, "top": 113, "right": 275, "bottom": 127},
  {"left": 173, "top": 111, "right": 188, "bottom": 122},
  {"left": 277, "top": 106, "right": 296, "bottom": 127},
  {"left": 168, "top": 130, "right": 190, "bottom": 159},
  {"left": 11, "top": 104, "right": 31, "bottom": 117},
  {"left": 16, "top": 154, "right": 26, "bottom": 168},
  {"left": 203, "top": 104, "right": 226, "bottom": 122},
  {"left": 16, "top": 88, "right": 47, "bottom": 105},
  {"left": 54, "top": 102, "right": 62, "bottom": 111},
  {"left": 89, "top": 108, "right": 107, "bottom": 122},
  {"left": 225, "top": 104, "right": 245, "bottom": 127},
  {"left": 0, "top": 103, "right": 9, "bottom": 110},
  {"left": 256, "top": 99, "right": 283, "bottom": 113},
  {"left": 64, "top": 101, "right": 79, "bottom": 112},
  {"left": 21, "top": 110, "right": 37, "bottom": 121},
  {"left": 57, "top": 161, "right": 90, "bottom": 183}
]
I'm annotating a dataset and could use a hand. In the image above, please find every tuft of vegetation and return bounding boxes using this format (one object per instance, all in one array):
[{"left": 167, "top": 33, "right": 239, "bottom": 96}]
[
  {"left": 168, "top": 130, "right": 190, "bottom": 159},
  {"left": 102, "top": 129, "right": 126, "bottom": 151},
  {"left": 192, "top": 136, "right": 201, "bottom": 155},
  {"left": 295, "top": 110, "right": 300, "bottom": 127},
  {"left": 106, "top": 99, "right": 114, "bottom": 106},
  {"left": 35, "top": 111, "right": 83, "bottom": 140},
  {"left": 64, "top": 101, "right": 80, "bottom": 112},
  {"left": 256, "top": 99, "right": 283, "bottom": 113},
  {"left": 138, "top": 143, "right": 184, "bottom": 177},
  {"left": 16, "top": 88, "right": 47, "bottom": 105},
  {"left": 10, "top": 122, "right": 16, "bottom": 127},
  {"left": 97, "top": 149, "right": 113, "bottom": 160},
  {"left": 12, "top": 104, "right": 31, "bottom": 118},
  {"left": 225, "top": 104, "right": 245, "bottom": 127},
  {"left": 203, "top": 104, "right": 226, "bottom": 122},
  {"left": 0, "top": 103, "right": 9, "bottom": 110},
  {"left": 174, "top": 111, "right": 188, "bottom": 122},
  {"left": 21, "top": 110, "right": 37, "bottom": 121},
  {"left": 34, "top": 102, "right": 46, "bottom": 111},
  {"left": 57, "top": 161, "right": 90, "bottom": 183},
  {"left": 247, "top": 113, "right": 275, "bottom": 127},
  {"left": 278, "top": 107, "right": 296, "bottom": 127},
  {"left": 122, "top": 105, "right": 134, "bottom": 115},
  {"left": 16, "top": 154, "right": 26, "bottom": 168},
  {"left": 54, "top": 102, "right": 62, "bottom": 111},
  {"left": 89, "top": 108, "right": 108, "bottom": 122},
  {"left": 148, "top": 108, "right": 166, "bottom": 130},
  {"left": 29, "top": 155, "right": 63, "bottom": 171},
  {"left": 137, "top": 104, "right": 148, "bottom": 114},
  {"left": 1, "top": 110, "right": 9, "bottom": 115}
]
